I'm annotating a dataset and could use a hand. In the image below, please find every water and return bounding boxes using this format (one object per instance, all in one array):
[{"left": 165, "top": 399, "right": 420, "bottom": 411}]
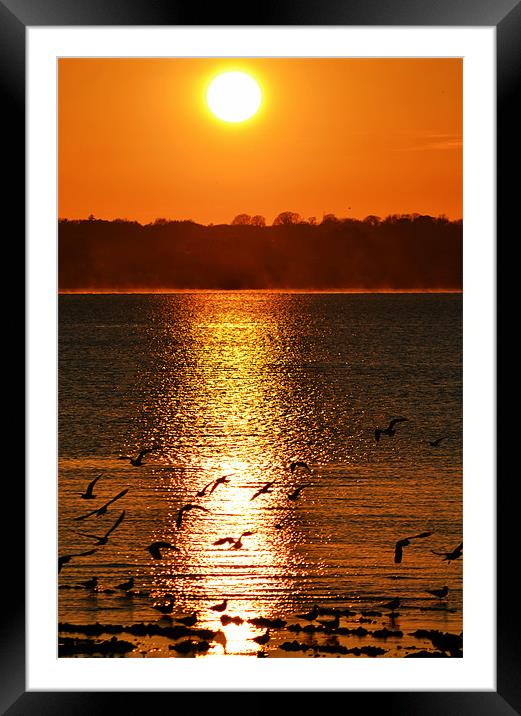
[{"left": 58, "top": 293, "right": 462, "bottom": 657}]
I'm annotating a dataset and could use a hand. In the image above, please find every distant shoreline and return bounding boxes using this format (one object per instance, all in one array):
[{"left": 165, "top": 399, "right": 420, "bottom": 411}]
[{"left": 59, "top": 289, "right": 463, "bottom": 295}]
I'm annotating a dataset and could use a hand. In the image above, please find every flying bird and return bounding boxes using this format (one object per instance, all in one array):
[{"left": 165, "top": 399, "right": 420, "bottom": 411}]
[
  {"left": 425, "top": 586, "right": 449, "bottom": 602},
  {"left": 58, "top": 549, "right": 97, "bottom": 574},
  {"left": 196, "top": 480, "right": 215, "bottom": 497},
  {"left": 394, "top": 531, "right": 434, "bottom": 564},
  {"left": 77, "top": 510, "right": 126, "bottom": 545},
  {"left": 231, "top": 531, "right": 255, "bottom": 549},
  {"left": 74, "top": 489, "right": 129, "bottom": 521},
  {"left": 288, "top": 484, "right": 311, "bottom": 501},
  {"left": 209, "top": 474, "right": 233, "bottom": 494},
  {"left": 432, "top": 542, "right": 462, "bottom": 562},
  {"left": 176, "top": 504, "right": 210, "bottom": 528},
  {"left": 118, "top": 448, "right": 154, "bottom": 466},
  {"left": 427, "top": 436, "right": 448, "bottom": 447},
  {"left": 210, "top": 599, "right": 228, "bottom": 612},
  {"left": 374, "top": 417, "right": 408, "bottom": 442},
  {"left": 250, "top": 481, "right": 275, "bottom": 501},
  {"left": 147, "top": 541, "right": 180, "bottom": 559},
  {"left": 290, "top": 461, "right": 311, "bottom": 474},
  {"left": 80, "top": 472, "right": 104, "bottom": 500}
]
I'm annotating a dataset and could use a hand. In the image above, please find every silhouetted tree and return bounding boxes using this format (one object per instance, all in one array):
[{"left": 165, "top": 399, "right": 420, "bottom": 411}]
[
  {"left": 273, "top": 211, "right": 301, "bottom": 226},
  {"left": 232, "top": 214, "right": 253, "bottom": 225},
  {"left": 322, "top": 213, "right": 340, "bottom": 224},
  {"left": 363, "top": 215, "right": 381, "bottom": 226},
  {"left": 251, "top": 215, "right": 266, "bottom": 227}
]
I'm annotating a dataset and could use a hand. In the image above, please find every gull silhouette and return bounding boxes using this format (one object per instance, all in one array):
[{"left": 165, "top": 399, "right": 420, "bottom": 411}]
[
  {"left": 197, "top": 474, "right": 233, "bottom": 497},
  {"left": 425, "top": 586, "right": 449, "bottom": 602},
  {"left": 79, "top": 576, "right": 98, "bottom": 590},
  {"left": 432, "top": 542, "right": 462, "bottom": 562},
  {"left": 251, "top": 629, "right": 270, "bottom": 645},
  {"left": 382, "top": 597, "right": 400, "bottom": 613},
  {"left": 176, "top": 504, "right": 210, "bottom": 528},
  {"left": 427, "top": 436, "right": 448, "bottom": 447},
  {"left": 290, "top": 461, "right": 311, "bottom": 474},
  {"left": 288, "top": 484, "right": 311, "bottom": 501},
  {"left": 74, "top": 489, "right": 129, "bottom": 521},
  {"left": 118, "top": 448, "right": 154, "bottom": 466},
  {"left": 209, "top": 474, "right": 233, "bottom": 494},
  {"left": 250, "top": 481, "right": 275, "bottom": 501},
  {"left": 394, "top": 531, "right": 434, "bottom": 564},
  {"left": 80, "top": 472, "right": 104, "bottom": 500},
  {"left": 152, "top": 594, "right": 175, "bottom": 614},
  {"left": 77, "top": 510, "right": 126, "bottom": 545},
  {"left": 147, "top": 541, "right": 180, "bottom": 559},
  {"left": 116, "top": 577, "right": 134, "bottom": 591},
  {"left": 374, "top": 417, "right": 408, "bottom": 442},
  {"left": 58, "top": 549, "right": 97, "bottom": 574},
  {"left": 175, "top": 612, "right": 198, "bottom": 627}
]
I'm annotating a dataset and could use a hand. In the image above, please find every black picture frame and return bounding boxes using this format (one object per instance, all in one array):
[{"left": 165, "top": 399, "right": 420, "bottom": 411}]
[{"left": 9, "top": 0, "right": 507, "bottom": 713}]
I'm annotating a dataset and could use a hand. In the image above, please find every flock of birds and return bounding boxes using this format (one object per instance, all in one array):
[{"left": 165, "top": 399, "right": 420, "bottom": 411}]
[{"left": 58, "top": 418, "right": 461, "bottom": 651}]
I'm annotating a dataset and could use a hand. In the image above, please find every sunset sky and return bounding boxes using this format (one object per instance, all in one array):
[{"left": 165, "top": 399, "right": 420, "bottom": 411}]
[{"left": 58, "top": 58, "right": 462, "bottom": 224}]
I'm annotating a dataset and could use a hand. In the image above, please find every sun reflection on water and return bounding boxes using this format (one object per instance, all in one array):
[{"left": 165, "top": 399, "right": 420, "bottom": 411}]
[{"left": 145, "top": 295, "right": 311, "bottom": 654}]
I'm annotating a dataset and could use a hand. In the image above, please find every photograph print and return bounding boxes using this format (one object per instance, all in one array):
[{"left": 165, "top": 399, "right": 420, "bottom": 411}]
[{"left": 58, "top": 57, "right": 463, "bottom": 659}]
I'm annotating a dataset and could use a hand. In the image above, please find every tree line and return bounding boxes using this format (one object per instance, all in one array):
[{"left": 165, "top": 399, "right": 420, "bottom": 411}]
[{"left": 59, "top": 213, "right": 462, "bottom": 291}]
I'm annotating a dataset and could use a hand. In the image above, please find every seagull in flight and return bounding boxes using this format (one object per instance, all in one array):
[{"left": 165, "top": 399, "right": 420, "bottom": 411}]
[
  {"left": 432, "top": 542, "right": 462, "bottom": 562},
  {"left": 58, "top": 549, "right": 97, "bottom": 574},
  {"left": 425, "top": 585, "right": 449, "bottom": 602},
  {"left": 290, "top": 461, "right": 311, "bottom": 474},
  {"left": 209, "top": 474, "right": 233, "bottom": 494},
  {"left": 80, "top": 472, "right": 104, "bottom": 500},
  {"left": 118, "top": 448, "right": 154, "bottom": 466},
  {"left": 427, "top": 436, "right": 448, "bottom": 447},
  {"left": 288, "top": 484, "right": 311, "bottom": 501},
  {"left": 196, "top": 480, "right": 214, "bottom": 497},
  {"left": 74, "top": 489, "right": 129, "bottom": 521},
  {"left": 213, "top": 531, "right": 255, "bottom": 549},
  {"left": 77, "top": 510, "right": 126, "bottom": 545},
  {"left": 176, "top": 504, "right": 210, "bottom": 528},
  {"left": 196, "top": 474, "right": 233, "bottom": 497},
  {"left": 147, "top": 541, "right": 180, "bottom": 559},
  {"left": 374, "top": 417, "right": 408, "bottom": 442},
  {"left": 250, "top": 481, "right": 275, "bottom": 501},
  {"left": 394, "top": 531, "right": 434, "bottom": 564}
]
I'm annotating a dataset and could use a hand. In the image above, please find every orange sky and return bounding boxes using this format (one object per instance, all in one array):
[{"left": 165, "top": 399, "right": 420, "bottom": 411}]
[{"left": 58, "top": 58, "right": 462, "bottom": 224}]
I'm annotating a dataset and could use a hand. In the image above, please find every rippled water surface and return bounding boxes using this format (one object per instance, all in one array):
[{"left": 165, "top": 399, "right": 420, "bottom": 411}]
[{"left": 59, "top": 293, "right": 462, "bottom": 657}]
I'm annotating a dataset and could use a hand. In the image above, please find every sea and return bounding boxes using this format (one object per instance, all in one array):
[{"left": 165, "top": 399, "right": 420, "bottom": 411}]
[{"left": 58, "top": 292, "right": 462, "bottom": 657}]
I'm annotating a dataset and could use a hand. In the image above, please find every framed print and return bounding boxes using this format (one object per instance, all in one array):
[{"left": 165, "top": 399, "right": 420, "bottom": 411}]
[{"left": 8, "top": 0, "right": 509, "bottom": 712}]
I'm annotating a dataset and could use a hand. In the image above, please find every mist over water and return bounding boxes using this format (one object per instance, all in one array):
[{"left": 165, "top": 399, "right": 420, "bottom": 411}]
[{"left": 59, "top": 293, "right": 462, "bottom": 656}]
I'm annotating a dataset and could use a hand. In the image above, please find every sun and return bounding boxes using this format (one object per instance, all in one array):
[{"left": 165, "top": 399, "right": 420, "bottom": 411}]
[{"left": 206, "top": 72, "right": 262, "bottom": 123}]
